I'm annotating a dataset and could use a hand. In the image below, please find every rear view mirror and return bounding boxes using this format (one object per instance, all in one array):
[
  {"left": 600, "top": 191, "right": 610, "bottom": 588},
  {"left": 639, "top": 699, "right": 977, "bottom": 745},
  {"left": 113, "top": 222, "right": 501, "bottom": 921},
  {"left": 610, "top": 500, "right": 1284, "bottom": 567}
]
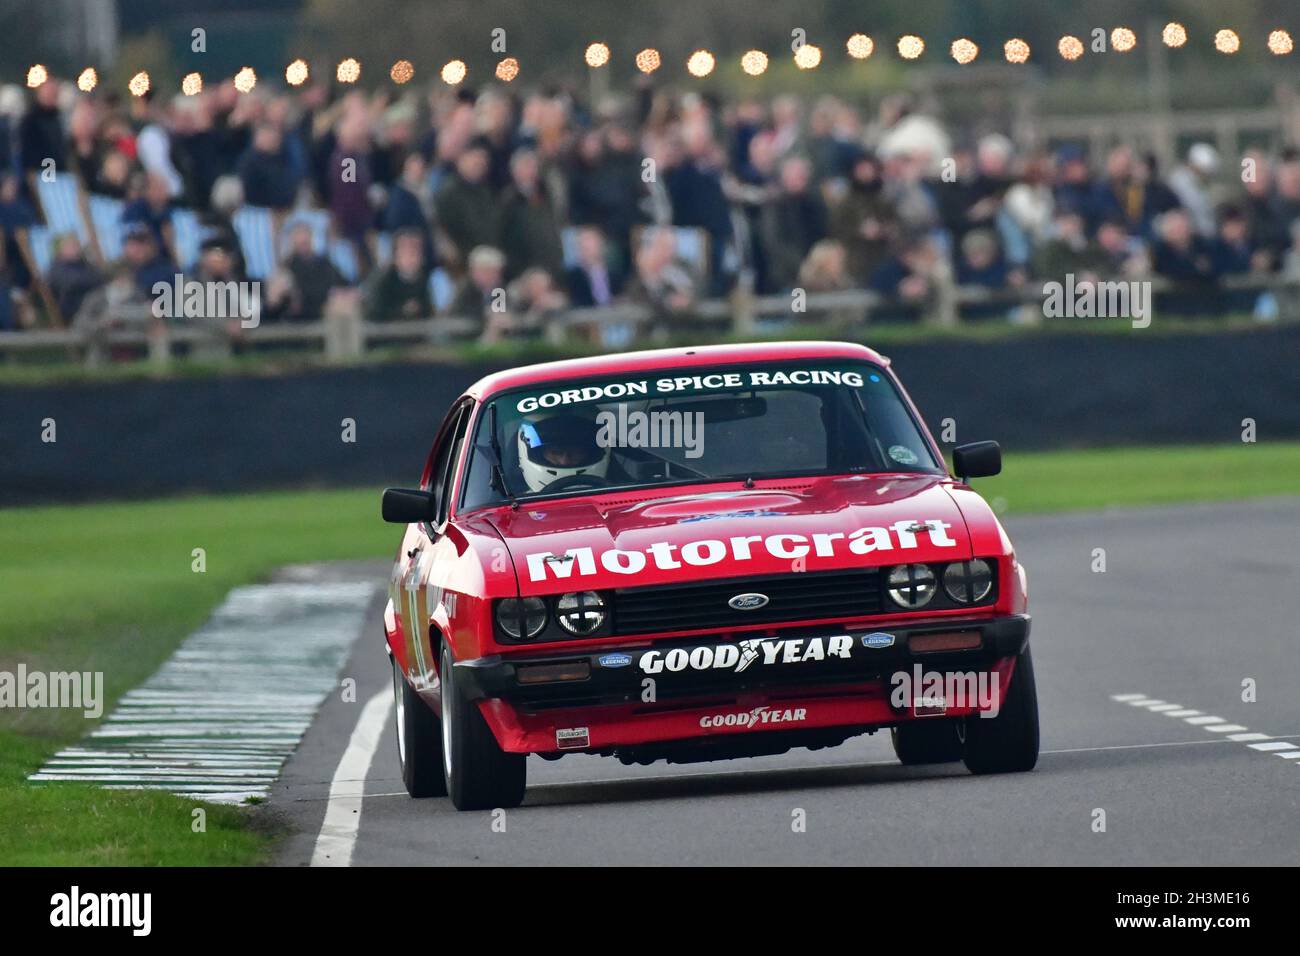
[
  {"left": 952, "top": 441, "right": 1002, "bottom": 481},
  {"left": 382, "top": 487, "right": 437, "bottom": 524}
]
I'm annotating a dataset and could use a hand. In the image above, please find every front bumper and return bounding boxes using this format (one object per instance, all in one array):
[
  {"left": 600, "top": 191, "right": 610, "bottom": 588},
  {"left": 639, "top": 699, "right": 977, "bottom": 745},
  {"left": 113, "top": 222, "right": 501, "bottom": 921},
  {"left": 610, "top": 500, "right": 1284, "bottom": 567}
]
[{"left": 457, "top": 614, "right": 1029, "bottom": 710}]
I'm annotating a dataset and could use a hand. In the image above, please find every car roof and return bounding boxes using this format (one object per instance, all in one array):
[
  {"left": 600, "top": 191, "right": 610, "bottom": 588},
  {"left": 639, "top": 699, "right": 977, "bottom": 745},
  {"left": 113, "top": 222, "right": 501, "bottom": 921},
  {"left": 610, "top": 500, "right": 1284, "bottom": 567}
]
[{"left": 465, "top": 341, "right": 891, "bottom": 400}]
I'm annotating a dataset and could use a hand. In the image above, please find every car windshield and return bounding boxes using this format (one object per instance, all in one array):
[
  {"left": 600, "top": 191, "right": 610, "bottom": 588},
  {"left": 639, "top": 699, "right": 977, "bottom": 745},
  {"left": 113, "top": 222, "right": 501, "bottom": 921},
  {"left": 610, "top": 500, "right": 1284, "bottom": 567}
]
[{"left": 460, "top": 361, "right": 944, "bottom": 510}]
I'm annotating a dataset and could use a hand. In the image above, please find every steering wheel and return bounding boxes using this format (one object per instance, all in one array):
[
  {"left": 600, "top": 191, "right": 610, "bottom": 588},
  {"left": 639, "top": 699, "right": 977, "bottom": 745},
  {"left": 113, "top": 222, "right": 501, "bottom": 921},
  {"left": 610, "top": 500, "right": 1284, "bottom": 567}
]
[{"left": 544, "top": 473, "right": 612, "bottom": 494}]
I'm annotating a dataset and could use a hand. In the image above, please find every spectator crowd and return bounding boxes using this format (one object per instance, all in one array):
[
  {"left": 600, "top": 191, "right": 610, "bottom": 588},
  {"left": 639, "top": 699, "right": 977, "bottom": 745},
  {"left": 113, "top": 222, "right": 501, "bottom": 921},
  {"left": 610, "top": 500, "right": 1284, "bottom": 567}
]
[{"left": 2, "top": 72, "right": 1300, "bottom": 340}]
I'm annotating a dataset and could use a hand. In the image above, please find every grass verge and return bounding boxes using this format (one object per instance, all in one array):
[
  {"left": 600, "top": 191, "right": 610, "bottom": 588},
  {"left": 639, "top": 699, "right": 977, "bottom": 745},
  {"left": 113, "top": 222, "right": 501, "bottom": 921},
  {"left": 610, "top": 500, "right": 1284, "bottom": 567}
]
[{"left": 0, "top": 487, "right": 393, "bottom": 865}]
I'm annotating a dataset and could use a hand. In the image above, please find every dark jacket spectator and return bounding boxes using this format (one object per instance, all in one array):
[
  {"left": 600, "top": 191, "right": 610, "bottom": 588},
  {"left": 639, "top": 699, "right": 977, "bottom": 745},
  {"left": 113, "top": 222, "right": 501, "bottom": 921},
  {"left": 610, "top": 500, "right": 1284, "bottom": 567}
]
[
  {"left": 366, "top": 229, "right": 431, "bottom": 320},
  {"left": 757, "top": 156, "right": 829, "bottom": 292},
  {"left": 435, "top": 145, "right": 499, "bottom": 263},
  {"left": 236, "top": 124, "right": 300, "bottom": 209},
  {"left": 121, "top": 173, "right": 174, "bottom": 249},
  {"left": 46, "top": 234, "right": 103, "bottom": 322},
  {"left": 20, "top": 85, "right": 65, "bottom": 172},
  {"left": 565, "top": 227, "right": 624, "bottom": 308},
  {"left": 498, "top": 149, "right": 564, "bottom": 280},
  {"left": 279, "top": 222, "right": 345, "bottom": 320}
]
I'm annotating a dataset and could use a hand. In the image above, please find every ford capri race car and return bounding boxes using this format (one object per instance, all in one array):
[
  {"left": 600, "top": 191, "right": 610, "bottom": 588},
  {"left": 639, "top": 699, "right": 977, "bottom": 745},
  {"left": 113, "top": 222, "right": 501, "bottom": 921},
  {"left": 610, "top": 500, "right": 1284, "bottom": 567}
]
[{"left": 382, "top": 341, "right": 1038, "bottom": 810}]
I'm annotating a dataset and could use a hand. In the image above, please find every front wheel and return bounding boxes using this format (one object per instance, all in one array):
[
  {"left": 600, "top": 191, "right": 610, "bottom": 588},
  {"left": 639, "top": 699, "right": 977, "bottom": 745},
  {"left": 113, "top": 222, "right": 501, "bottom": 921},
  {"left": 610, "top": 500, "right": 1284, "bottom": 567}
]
[
  {"left": 391, "top": 655, "right": 447, "bottom": 797},
  {"left": 962, "top": 645, "right": 1040, "bottom": 774},
  {"left": 441, "top": 643, "right": 526, "bottom": 810}
]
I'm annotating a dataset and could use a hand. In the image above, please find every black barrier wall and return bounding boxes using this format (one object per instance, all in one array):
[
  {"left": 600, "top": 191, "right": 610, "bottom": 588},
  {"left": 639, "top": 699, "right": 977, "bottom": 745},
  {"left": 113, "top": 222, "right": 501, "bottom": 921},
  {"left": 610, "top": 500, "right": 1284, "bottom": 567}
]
[{"left": 2, "top": 326, "right": 1297, "bottom": 505}]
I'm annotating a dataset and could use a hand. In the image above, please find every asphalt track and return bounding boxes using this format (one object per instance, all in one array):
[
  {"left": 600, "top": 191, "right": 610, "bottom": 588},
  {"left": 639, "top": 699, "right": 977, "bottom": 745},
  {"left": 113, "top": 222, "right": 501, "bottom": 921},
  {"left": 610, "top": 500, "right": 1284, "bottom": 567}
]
[{"left": 271, "top": 498, "right": 1300, "bottom": 865}]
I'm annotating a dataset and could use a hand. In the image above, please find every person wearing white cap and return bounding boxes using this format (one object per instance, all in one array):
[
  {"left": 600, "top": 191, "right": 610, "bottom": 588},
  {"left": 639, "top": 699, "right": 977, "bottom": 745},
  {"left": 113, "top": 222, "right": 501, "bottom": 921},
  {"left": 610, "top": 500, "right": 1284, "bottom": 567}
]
[{"left": 1168, "top": 143, "right": 1222, "bottom": 238}]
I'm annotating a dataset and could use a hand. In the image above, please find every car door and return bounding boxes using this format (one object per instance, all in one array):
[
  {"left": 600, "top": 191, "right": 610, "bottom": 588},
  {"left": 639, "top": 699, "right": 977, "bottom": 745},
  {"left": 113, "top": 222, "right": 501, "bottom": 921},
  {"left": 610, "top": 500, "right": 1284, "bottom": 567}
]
[{"left": 397, "top": 400, "right": 473, "bottom": 691}]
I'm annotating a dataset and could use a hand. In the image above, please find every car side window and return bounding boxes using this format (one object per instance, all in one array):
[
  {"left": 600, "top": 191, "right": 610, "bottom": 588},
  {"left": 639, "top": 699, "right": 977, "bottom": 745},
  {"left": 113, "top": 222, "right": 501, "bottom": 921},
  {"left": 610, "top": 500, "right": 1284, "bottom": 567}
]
[{"left": 434, "top": 405, "right": 472, "bottom": 526}]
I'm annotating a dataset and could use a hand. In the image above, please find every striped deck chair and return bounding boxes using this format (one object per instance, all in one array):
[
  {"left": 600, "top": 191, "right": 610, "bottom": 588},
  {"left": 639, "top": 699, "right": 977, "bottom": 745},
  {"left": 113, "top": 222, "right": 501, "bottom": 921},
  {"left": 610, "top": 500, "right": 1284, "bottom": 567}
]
[
  {"left": 430, "top": 267, "right": 456, "bottom": 313},
  {"left": 374, "top": 232, "right": 394, "bottom": 270},
  {"left": 25, "top": 225, "right": 54, "bottom": 276},
  {"left": 33, "top": 175, "right": 90, "bottom": 246},
  {"left": 171, "top": 208, "right": 204, "bottom": 271},
  {"left": 560, "top": 226, "right": 582, "bottom": 268},
  {"left": 232, "top": 206, "right": 278, "bottom": 280},
  {"left": 88, "top": 194, "right": 126, "bottom": 263},
  {"left": 329, "top": 240, "right": 359, "bottom": 284}
]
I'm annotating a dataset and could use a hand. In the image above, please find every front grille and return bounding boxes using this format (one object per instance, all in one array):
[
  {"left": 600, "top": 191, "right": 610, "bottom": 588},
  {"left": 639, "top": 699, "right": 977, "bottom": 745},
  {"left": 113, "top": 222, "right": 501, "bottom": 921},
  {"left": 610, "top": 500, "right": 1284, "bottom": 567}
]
[{"left": 612, "top": 568, "right": 882, "bottom": 636}]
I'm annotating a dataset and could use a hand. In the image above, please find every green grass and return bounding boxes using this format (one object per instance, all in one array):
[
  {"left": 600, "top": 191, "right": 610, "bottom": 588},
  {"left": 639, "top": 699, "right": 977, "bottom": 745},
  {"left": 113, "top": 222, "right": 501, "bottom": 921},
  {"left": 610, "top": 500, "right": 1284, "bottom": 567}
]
[
  {"left": 0, "top": 487, "right": 394, "bottom": 866},
  {"left": 971, "top": 442, "right": 1300, "bottom": 515},
  {"left": 0, "top": 444, "right": 1296, "bottom": 864}
]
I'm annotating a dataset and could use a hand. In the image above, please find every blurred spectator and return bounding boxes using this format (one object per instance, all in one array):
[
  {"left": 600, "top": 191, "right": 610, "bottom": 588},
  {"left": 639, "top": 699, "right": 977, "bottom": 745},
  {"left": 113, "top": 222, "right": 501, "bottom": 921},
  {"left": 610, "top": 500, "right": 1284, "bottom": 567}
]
[
  {"left": 20, "top": 81, "right": 65, "bottom": 173},
  {"left": 327, "top": 115, "right": 376, "bottom": 258},
  {"left": 435, "top": 143, "right": 498, "bottom": 264},
  {"left": 449, "top": 244, "right": 506, "bottom": 325},
  {"left": 1152, "top": 208, "right": 1218, "bottom": 315},
  {"left": 135, "top": 92, "right": 184, "bottom": 199},
  {"left": 1167, "top": 144, "right": 1221, "bottom": 238},
  {"left": 508, "top": 267, "right": 568, "bottom": 329},
  {"left": 237, "top": 123, "right": 300, "bottom": 209},
  {"left": 566, "top": 226, "right": 623, "bottom": 308},
  {"left": 380, "top": 151, "right": 433, "bottom": 259},
  {"left": 498, "top": 148, "right": 563, "bottom": 280},
  {"left": 759, "top": 155, "right": 828, "bottom": 292},
  {"left": 0, "top": 170, "right": 37, "bottom": 286},
  {"left": 46, "top": 234, "right": 102, "bottom": 322},
  {"left": 630, "top": 227, "right": 696, "bottom": 315},
  {"left": 366, "top": 228, "right": 431, "bottom": 320},
  {"left": 567, "top": 125, "right": 645, "bottom": 265},
  {"left": 122, "top": 223, "right": 176, "bottom": 299},
  {"left": 121, "top": 172, "right": 174, "bottom": 248},
  {"left": 276, "top": 221, "right": 346, "bottom": 321},
  {"left": 798, "top": 239, "right": 852, "bottom": 292},
  {"left": 870, "top": 235, "right": 943, "bottom": 305},
  {"left": 830, "top": 152, "right": 895, "bottom": 285}
]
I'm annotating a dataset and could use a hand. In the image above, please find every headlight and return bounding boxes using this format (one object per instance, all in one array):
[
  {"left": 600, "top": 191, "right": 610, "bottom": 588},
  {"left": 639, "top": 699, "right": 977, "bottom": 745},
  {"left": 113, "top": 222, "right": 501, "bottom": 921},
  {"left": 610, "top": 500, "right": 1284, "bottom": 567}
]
[
  {"left": 942, "top": 559, "right": 994, "bottom": 604},
  {"left": 887, "top": 564, "right": 936, "bottom": 609},
  {"left": 555, "top": 591, "right": 607, "bottom": 636},
  {"left": 496, "top": 597, "right": 548, "bottom": 640}
]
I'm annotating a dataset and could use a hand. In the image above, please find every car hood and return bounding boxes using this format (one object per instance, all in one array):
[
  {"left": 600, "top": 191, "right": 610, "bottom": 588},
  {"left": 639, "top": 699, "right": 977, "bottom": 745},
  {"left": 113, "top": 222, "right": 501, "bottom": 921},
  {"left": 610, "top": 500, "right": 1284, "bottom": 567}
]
[{"left": 487, "top": 475, "right": 975, "bottom": 595}]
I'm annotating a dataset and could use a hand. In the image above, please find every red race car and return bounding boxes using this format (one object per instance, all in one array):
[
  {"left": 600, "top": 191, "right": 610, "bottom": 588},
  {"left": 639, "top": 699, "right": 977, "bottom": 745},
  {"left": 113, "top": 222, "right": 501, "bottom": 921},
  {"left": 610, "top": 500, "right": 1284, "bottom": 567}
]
[{"left": 382, "top": 341, "right": 1038, "bottom": 810}]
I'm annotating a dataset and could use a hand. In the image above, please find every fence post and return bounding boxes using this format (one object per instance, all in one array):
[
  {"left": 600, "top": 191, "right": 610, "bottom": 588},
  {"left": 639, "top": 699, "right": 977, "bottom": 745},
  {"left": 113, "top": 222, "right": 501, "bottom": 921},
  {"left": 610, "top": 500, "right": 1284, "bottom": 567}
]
[
  {"left": 147, "top": 322, "right": 172, "bottom": 368},
  {"left": 731, "top": 274, "right": 756, "bottom": 337},
  {"left": 929, "top": 259, "right": 959, "bottom": 328},
  {"left": 324, "top": 295, "right": 364, "bottom": 360}
]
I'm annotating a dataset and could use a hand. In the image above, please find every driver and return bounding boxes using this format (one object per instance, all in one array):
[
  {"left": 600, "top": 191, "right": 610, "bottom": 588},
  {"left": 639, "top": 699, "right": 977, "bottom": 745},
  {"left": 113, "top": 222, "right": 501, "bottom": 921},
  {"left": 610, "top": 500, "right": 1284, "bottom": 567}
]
[{"left": 517, "top": 413, "right": 611, "bottom": 492}]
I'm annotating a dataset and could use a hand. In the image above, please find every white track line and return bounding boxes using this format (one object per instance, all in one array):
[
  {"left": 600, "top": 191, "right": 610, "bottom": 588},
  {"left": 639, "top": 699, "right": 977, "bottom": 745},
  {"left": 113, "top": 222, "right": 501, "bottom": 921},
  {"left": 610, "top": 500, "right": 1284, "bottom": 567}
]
[
  {"left": 1112, "top": 692, "right": 1300, "bottom": 766},
  {"left": 311, "top": 689, "right": 392, "bottom": 868}
]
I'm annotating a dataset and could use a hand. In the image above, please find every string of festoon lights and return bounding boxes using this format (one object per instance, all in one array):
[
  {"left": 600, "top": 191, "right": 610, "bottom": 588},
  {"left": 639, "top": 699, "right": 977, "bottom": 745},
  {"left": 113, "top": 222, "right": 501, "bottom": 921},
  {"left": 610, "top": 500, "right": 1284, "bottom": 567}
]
[{"left": 21, "top": 22, "right": 1297, "bottom": 95}]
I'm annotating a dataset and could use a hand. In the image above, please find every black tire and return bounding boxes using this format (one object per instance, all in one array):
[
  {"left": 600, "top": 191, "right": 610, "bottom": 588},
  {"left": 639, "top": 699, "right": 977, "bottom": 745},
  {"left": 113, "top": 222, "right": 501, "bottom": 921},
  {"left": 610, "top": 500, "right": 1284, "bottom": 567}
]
[
  {"left": 891, "top": 719, "right": 966, "bottom": 765},
  {"left": 440, "top": 642, "right": 526, "bottom": 811},
  {"left": 962, "top": 645, "right": 1040, "bottom": 774},
  {"left": 392, "top": 655, "right": 447, "bottom": 797}
]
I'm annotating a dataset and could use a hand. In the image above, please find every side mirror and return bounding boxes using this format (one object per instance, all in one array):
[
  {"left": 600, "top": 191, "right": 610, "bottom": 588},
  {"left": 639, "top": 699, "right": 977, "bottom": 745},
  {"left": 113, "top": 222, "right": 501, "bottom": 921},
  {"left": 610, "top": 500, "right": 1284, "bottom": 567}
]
[
  {"left": 382, "top": 487, "right": 437, "bottom": 524},
  {"left": 952, "top": 441, "right": 1001, "bottom": 482}
]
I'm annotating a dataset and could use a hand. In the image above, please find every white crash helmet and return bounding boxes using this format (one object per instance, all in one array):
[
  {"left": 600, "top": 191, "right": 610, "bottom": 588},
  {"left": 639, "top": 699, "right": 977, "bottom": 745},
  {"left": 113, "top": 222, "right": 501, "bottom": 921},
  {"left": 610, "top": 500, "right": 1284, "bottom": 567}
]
[{"left": 516, "top": 414, "right": 611, "bottom": 493}]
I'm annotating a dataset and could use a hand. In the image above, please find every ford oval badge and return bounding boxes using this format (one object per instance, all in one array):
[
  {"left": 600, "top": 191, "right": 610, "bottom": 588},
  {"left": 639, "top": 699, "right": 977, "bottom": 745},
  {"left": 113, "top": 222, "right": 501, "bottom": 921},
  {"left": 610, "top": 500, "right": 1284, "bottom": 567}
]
[{"left": 728, "top": 592, "right": 770, "bottom": 611}]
